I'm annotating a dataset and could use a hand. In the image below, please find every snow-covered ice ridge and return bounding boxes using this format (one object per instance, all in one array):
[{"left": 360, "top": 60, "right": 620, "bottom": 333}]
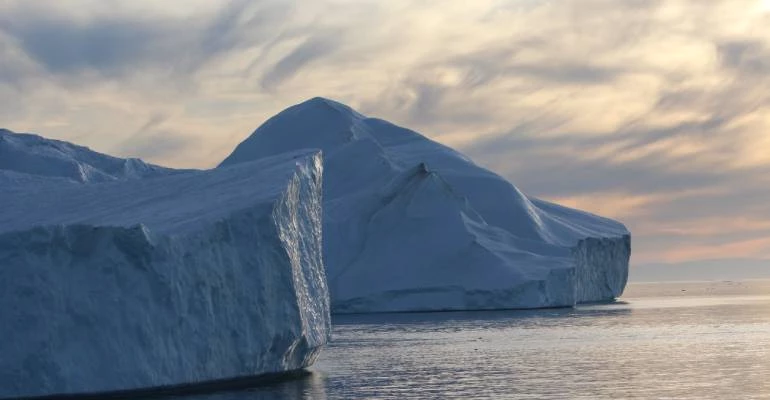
[
  {"left": 0, "top": 149, "right": 329, "bottom": 398},
  {"left": 0, "top": 128, "right": 181, "bottom": 183},
  {"left": 221, "top": 97, "right": 631, "bottom": 313}
]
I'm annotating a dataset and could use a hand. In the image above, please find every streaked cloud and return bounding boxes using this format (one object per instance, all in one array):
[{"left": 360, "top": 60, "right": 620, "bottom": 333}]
[
  {"left": 0, "top": 0, "right": 769, "bottom": 266},
  {"left": 261, "top": 35, "right": 339, "bottom": 89}
]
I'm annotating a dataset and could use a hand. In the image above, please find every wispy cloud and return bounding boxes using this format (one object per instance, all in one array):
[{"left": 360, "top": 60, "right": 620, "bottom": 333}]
[
  {"left": 261, "top": 35, "right": 338, "bottom": 89},
  {"left": 0, "top": 0, "right": 769, "bottom": 265}
]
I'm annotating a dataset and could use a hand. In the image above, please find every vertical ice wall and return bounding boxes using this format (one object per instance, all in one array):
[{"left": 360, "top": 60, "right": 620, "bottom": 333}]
[{"left": 0, "top": 151, "right": 330, "bottom": 399}]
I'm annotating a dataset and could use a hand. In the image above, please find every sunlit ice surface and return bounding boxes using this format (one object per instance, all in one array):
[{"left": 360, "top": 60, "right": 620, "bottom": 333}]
[{"left": 183, "top": 280, "right": 770, "bottom": 400}]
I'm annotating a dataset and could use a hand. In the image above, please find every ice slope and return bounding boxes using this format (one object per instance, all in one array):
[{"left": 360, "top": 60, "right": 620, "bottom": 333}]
[
  {"left": 0, "top": 128, "right": 181, "bottom": 183},
  {"left": 0, "top": 151, "right": 330, "bottom": 398},
  {"left": 220, "top": 97, "right": 631, "bottom": 313}
]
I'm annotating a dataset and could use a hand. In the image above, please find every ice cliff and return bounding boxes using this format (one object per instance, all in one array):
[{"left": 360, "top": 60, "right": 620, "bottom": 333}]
[
  {"left": 220, "top": 97, "right": 631, "bottom": 313},
  {"left": 0, "top": 148, "right": 330, "bottom": 398}
]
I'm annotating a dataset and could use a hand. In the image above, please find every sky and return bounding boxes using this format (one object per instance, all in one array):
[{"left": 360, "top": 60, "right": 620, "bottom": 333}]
[{"left": 1, "top": 0, "right": 769, "bottom": 267}]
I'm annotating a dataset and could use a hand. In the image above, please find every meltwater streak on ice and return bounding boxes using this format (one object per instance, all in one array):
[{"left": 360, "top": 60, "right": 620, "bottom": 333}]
[{"left": 183, "top": 280, "right": 770, "bottom": 400}]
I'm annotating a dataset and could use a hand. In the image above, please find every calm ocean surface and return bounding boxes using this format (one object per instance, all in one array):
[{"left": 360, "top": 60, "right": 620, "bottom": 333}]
[{"left": 187, "top": 280, "right": 770, "bottom": 399}]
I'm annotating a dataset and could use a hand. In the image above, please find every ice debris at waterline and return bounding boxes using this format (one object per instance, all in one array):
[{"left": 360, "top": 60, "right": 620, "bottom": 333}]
[
  {"left": 220, "top": 97, "right": 631, "bottom": 313},
  {"left": 0, "top": 149, "right": 330, "bottom": 399}
]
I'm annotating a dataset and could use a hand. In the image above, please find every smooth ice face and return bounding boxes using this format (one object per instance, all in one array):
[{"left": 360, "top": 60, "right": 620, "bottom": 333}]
[
  {"left": 220, "top": 97, "right": 631, "bottom": 313},
  {"left": 0, "top": 151, "right": 330, "bottom": 399}
]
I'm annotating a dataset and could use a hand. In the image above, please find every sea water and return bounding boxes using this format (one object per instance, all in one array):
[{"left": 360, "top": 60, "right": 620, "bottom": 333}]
[{"left": 186, "top": 280, "right": 770, "bottom": 399}]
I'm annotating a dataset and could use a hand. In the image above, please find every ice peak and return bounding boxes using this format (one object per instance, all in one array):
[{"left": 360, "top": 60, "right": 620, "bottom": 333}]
[
  {"left": 378, "top": 162, "right": 461, "bottom": 209},
  {"left": 296, "top": 96, "right": 352, "bottom": 112},
  {"left": 219, "top": 98, "right": 371, "bottom": 167},
  {"left": 416, "top": 162, "right": 431, "bottom": 174},
  {"left": 279, "top": 97, "right": 362, "bottom": 124}
]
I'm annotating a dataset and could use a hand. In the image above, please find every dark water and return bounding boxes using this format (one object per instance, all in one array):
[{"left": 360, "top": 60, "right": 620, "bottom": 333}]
[{"left": 186, "top": 280, "right": 770, "bottom": 399}]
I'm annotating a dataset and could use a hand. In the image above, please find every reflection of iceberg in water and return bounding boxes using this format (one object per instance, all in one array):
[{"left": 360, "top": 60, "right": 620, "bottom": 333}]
[
  {"left": 185, "top": 371, "right": 328, "bottom": 400},
  {"left": 124, "top": 287, "right": 770, "bottom": 399},
  {"left": 331, "top": 303, "right": 635, "bottom": 327}
]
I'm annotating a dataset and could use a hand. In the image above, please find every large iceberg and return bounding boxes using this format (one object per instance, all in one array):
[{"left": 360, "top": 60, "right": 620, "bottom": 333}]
[
  {"left": 0, "top": 144, "right": 330, "bottom": 398},
  {"left": 220, "top": 97, "right": 631, "bottom": 313}
]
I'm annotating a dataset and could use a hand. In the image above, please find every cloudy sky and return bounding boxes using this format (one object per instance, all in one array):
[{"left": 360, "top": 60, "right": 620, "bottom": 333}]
[{"left": 1, "top": 0, "right": 769, "bottom": 267}]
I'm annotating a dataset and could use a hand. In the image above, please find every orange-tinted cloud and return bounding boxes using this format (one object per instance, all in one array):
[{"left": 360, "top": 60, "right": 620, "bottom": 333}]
[
  {"left": 661, "top": 237, "right": 770, "bottom": 264},
  {"left": 1, "top": 0, "right": 769, "bottom": 265}
]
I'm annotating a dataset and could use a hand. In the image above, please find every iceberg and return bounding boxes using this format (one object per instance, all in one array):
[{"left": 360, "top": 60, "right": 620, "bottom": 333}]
[
  {"left": 0, "top": 128, "right": 181, "bottom": 183},
  {"left": 0, "top": 146, "right": 330, "bottom": 398},
  {"left": 220, "top": 97, "right": 631, "bottom": 313}
]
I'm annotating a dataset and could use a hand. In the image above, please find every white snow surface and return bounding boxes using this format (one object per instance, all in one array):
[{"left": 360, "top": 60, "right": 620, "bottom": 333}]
[
  {"left": 220, "top": 97, "right": 631, "bottom": 313},
  {"left": 0, "top": 128, "right": 181, "bottom": 183},
  {"left": 0, "top": 150, "right": 330, "bottom": 398}
]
